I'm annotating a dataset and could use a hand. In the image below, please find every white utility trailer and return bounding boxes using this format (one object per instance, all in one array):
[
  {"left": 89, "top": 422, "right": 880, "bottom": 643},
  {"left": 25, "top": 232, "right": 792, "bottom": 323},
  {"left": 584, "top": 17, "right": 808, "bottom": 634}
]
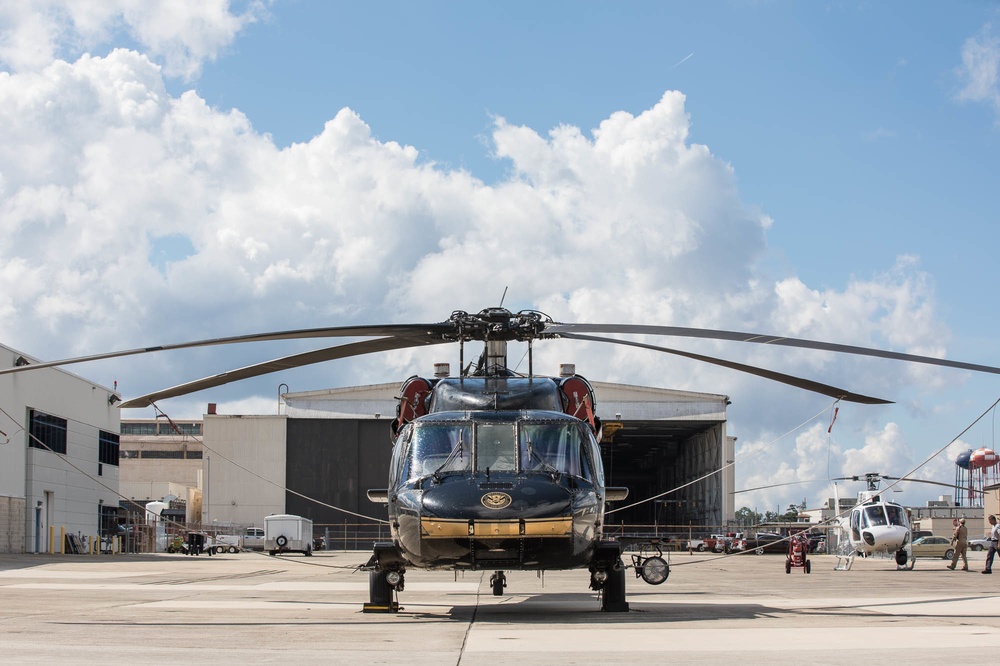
[{"left": 264, "top": 514, "right": 313, "bottom": 556}]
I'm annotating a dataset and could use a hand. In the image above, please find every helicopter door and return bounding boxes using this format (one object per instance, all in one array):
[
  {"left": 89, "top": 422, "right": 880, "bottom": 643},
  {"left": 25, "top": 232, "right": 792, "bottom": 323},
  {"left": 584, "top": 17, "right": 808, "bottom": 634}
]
[{"left": 850, "top": 508, "right": 861, "bottom": 542}]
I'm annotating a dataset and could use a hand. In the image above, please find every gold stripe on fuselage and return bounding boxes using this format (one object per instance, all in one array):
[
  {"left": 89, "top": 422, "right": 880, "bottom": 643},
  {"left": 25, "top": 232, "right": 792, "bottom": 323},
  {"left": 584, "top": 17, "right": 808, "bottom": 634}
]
[{"left": 420, "top": 517, "right": 573, "bottom": 539}]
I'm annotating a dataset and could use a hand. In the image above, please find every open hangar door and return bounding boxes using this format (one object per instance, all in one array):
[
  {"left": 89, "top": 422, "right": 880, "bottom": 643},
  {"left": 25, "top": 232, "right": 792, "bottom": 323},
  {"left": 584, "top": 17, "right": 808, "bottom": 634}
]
[{"left": 599, "top": 419, "right": 728, "bottom": 529}]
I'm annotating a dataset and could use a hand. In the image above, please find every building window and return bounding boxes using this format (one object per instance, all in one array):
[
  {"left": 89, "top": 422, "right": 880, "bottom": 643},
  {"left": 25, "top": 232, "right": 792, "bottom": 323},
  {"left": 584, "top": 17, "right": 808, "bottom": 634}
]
[
  {"left": 120, "top": 422, "right": 157, "bottom": 435},
  {"left": 161, "top": 422, "right": 201, "bottom": 436},
  {"left": 186, "top": 450, "right": 203, "bottom": 459},
  {"left": 99, "top": 430, "right": 120, "bottom": 467},
  {"left": 119, "top": 421, "right": 202, "bottom": 436},
  {"left": 140, "top": 450, "right": 186, "bottom": 459},
  {"left": 29, "top": 410, "right": 67, "bottom": 454}
]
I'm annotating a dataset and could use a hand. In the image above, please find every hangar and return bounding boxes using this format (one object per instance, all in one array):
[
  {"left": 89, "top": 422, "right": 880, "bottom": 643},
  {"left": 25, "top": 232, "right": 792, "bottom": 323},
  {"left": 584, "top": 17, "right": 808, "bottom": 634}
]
[{"left": 194, "top": 381, "right": 735, "bottom": 535}]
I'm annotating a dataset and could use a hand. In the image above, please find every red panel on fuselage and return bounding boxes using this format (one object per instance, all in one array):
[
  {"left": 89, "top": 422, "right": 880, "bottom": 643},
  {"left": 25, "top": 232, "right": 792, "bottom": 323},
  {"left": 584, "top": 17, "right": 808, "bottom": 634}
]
[
  {"left": 397, "top": 377, "right": 432, "bottom": 427},
  {"left": 559, "top": 377, "right": 594, "bottom": 425}
]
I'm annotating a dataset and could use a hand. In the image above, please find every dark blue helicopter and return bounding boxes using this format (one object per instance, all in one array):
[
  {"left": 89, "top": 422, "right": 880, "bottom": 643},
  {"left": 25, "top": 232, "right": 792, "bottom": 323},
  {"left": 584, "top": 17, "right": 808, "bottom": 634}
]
[
  {"left": 364, "top": 366, "right": 633, "bottom": 610},
  {"left": 5, "top": 306, "right": 999, "bottom": 612}
]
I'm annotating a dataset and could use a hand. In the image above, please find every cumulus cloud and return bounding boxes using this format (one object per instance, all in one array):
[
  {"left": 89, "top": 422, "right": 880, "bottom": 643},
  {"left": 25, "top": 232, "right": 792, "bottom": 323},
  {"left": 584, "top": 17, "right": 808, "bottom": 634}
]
[
  {"left": 736, "top": 416, "right": 969, "bottom": 513},
  {"left": 0, "top": 0, "right": 262, "bottom": 79},
  {"left": 957, "top": 23, "right": 1000, "bottom": 117},
  {"left": 0, "top": 45, "right": 968, "bottom": 513}
]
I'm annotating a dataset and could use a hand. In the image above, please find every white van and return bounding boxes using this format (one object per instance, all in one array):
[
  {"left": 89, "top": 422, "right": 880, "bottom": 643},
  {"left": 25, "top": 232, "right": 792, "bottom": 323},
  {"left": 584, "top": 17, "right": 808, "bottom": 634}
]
[{"left": 264, "top": 514, "right": 313, "bottom": 556}]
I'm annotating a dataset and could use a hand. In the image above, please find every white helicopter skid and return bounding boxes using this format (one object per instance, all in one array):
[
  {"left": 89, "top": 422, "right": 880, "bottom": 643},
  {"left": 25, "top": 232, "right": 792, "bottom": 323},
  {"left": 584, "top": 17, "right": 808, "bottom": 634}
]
[{"left": 834, "top": 541, "right": 854, "bottom": 571}]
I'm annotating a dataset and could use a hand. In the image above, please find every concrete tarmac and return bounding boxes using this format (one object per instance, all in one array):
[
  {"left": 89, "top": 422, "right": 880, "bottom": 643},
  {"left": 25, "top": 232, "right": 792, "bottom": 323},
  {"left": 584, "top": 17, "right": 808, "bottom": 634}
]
[{"left": 2, "top": 548, "right": 999, "bottom": 664}]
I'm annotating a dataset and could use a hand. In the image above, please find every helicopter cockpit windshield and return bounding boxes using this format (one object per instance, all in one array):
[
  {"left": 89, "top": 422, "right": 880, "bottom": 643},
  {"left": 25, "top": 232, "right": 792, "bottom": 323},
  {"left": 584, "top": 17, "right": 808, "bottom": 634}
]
[
  {"left": 861, "top": 503, "right": 909, "bottom": 528},
  {"left": 863, "top": 505, "right": 888, "bottom": 527},
  {"left": 520, "top": 422, "right": 594, "bottom": 480},
  {"left": 403, "top": 417, "right": 600, "bottom": 481},
  {"left": 406, "top": 423, "right": 472, "bottom": 480}
]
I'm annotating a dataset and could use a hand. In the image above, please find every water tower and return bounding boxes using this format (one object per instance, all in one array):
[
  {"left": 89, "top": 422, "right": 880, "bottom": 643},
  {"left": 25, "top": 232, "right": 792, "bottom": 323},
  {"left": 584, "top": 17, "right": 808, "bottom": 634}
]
[
  {"left": 964, "top": 447, "right": 1000, "bottom": 507},
  {"left": 955, "top": 449, "right": 973, "bottom": 506}
]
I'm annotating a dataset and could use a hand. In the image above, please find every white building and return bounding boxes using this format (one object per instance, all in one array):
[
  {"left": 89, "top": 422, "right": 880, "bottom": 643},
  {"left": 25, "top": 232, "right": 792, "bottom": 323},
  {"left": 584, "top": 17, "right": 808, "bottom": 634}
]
[{"left": 0, "top": 343, "right": 121, "bottom": 553}]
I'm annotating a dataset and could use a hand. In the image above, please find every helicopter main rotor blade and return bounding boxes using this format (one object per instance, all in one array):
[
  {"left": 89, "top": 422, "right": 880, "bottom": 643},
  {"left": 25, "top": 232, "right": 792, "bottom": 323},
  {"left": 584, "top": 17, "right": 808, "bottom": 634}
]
[
  {"left": 0, "top": 323, "right": 454, "bottom": 377},
  {"left": 832, "top": 474, "right": 985, "bottom": 495},
  {"left": 881, "top": 475, "right": 985, "bottom": 494},
  {"left": 118, "top": 336, "right": 450, "bottom": 408},
  {"left": 548, "top": 323, "right": 1000, "bottom": 376},
  {"left": 733, "top": 480, "right": 818, "bottom": 494},
  {"left": 557, "top": 332, "right": 891, "bottom": 404}
]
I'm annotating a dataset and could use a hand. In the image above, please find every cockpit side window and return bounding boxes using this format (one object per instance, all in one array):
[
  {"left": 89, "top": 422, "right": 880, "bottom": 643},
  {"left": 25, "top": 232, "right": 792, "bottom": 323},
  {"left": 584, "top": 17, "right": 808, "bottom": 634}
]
[
  {"left": 585, "top": 430, "right": 603, "bottom": 485},
  {"left": 407, "top": 423, "right": 471, "bottom": 480},
  {"left": 390, "top": 425, "right": 412, "bottom": 486}
]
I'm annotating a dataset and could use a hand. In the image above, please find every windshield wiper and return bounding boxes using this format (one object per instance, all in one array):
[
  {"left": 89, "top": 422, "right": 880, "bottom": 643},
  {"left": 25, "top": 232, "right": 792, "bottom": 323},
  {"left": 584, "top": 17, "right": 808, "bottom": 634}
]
[
  {"left": 431, "top": 435, "right": 465, "bottom": 483},
  {"left": 525, "top": 439, "right": 561, "bottom": 478}
]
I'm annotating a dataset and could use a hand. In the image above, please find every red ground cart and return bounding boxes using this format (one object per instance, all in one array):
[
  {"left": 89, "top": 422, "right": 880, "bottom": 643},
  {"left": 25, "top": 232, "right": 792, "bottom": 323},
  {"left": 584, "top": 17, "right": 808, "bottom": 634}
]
[{"left": 785, "top": 533, "right": 811, "bottom": 574}]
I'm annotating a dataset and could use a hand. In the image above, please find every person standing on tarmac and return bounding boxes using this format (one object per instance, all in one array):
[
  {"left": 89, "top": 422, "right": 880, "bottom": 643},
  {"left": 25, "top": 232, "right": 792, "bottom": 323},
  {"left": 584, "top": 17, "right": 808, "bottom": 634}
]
[
  {"left": 983, "top": 515, "right": 1000, "bottom": 574},
  {"left": 947, "top": 517, "right": 968, "bottom": 571}
]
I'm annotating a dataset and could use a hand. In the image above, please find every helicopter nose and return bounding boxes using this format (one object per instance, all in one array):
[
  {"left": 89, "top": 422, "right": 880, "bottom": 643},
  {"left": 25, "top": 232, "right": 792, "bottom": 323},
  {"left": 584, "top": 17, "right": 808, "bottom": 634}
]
[
  {"left": 420, "top": 477, "right": 573, "bottom": 519},
  {"left": 864, "top": 525, "right": 909, "bottom": 550}
]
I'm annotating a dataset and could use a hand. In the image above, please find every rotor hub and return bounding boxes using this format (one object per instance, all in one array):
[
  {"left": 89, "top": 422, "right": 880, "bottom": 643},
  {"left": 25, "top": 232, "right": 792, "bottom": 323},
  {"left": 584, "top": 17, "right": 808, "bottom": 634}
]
[{"left": 446, "top": 308, "right": 551, "bottom": 342}]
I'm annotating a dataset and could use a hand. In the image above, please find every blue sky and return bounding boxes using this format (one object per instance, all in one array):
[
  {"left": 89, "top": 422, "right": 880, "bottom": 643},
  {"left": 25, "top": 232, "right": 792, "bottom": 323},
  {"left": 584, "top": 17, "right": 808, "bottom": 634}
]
[
  {"left": 191, "top": 2, "right": 999, "bottom": 331},
  {"left": 1, "top": 1, "right": 999, "bottom": 513}
]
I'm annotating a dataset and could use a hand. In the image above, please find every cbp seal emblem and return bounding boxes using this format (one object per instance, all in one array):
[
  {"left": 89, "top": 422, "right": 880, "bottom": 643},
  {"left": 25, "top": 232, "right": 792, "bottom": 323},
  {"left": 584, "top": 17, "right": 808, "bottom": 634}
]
[{"left": 481, "top": 492, "right": 512, "bottom": 510}]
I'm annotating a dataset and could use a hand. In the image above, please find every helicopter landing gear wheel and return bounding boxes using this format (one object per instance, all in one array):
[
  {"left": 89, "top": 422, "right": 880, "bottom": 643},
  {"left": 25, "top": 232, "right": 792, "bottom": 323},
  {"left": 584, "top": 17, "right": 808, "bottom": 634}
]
[
  {"left": 363, "top": 569, "right": 400, "bottom": 613},
  {"left": 600, "top": 559, "right": 629, "bottom": 612},
  {"left": 490, "top": 571, "right": 507, "bottom": 596}
]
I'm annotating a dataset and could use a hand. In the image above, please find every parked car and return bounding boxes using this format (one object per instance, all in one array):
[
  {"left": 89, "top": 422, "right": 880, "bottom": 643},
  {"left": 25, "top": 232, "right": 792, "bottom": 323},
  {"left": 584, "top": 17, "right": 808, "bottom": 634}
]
[
  {"left": 686, "top": 538, "right": 707, "bottom": 552},
  {"left": 802, "top": 531, "right": 827, "bottom": 553},
  {"left": 969, "top": 536, "right": 993, "bottom": 551},
  {"left": 738, "top": 532, "right": 787, "bottom": 555},
  {"left": 911, "top": 535, "right": 955, "bottom": 560}
]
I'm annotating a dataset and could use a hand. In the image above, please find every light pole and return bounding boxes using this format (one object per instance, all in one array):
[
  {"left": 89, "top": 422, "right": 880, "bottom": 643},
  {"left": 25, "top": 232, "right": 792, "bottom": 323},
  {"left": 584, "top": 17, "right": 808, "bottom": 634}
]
[{"left": 278, "top": 383, "right": 289, "bottom": 415}]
